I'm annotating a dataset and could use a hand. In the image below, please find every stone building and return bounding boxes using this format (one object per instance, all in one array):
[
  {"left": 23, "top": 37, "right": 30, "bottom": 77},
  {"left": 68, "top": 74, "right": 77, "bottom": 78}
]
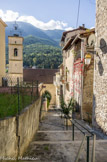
[
  {"left": 60, "top": 26, "right": 86, "bottom": 105},
  {"left": 23, "top": 68, "right": 58, "bottom": 106},
  {"left": 0, "top": 19, "right": 7, "bottom": 86},
  {"left": 60, "top": 27, "right": 95, "bottom": 121},
  {"left": 93, "top": 0, "right": 107, "bottom": 133}
]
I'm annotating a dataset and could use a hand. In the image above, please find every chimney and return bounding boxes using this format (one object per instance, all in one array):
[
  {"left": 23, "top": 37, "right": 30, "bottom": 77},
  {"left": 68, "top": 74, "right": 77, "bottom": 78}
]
[{"left": 82, "top": 24, "right": 85, "bottom": 28}]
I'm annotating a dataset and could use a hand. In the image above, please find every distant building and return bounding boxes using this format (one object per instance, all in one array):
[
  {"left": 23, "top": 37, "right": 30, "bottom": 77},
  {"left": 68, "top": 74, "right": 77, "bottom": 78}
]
[
  {"left": 0, "top": 19, "right": 7, "bottom": 86},
  {"left": 23, "top": 68, "right": 58, "bottom": 84},
  {"left": 23, "top": 68, "right": 58, "bottom": 106}
]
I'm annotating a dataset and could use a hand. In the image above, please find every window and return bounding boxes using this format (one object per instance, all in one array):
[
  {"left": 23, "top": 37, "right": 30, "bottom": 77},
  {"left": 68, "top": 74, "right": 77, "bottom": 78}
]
[{"left": 14, "top": 48, "right": 18, "bottom": 56}]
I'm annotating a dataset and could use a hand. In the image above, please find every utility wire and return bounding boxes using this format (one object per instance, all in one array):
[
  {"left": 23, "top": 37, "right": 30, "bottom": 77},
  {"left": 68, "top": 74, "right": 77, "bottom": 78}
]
[{"left": 76, "top": 0, "right": 81, "bottom": 28}]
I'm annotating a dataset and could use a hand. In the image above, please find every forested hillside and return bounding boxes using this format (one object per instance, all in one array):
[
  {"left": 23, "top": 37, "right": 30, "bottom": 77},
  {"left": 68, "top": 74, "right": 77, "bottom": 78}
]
[{"left": 23, "top": 44, "right": 62, "bottom": 69}]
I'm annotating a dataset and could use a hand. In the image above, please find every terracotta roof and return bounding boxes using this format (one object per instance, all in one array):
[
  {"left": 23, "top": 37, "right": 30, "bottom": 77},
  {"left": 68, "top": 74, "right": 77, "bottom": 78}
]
[
  {"left": 63, "top": 28, "right": 95, "bottom": 50},
  {"left": 23, "top": 68, "right": 59, "bottom": 84}
]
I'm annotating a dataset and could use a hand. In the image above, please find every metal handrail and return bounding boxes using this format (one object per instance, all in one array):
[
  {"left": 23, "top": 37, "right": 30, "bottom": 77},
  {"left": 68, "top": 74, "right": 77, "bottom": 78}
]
[
  {"left": 63, "top": 114, "right": 96, "bottom": 162},
  {"left": 72, "top": 118, "right": 93, "bottom": 136},
  {"left": 65, "top": 114, "right": 94, "bottom": 136},
  {"left": 71, "top": 119, "right": 86, "bottom": 135}
]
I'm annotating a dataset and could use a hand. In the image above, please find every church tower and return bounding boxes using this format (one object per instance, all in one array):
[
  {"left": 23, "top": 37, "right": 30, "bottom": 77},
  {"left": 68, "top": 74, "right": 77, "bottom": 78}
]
[{"left": 8, "top": 23, "right": 23, "bottom": 82}]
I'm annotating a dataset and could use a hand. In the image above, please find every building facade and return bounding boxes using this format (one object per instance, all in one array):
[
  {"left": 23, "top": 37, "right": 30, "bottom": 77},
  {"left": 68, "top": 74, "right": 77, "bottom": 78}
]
[
  {"left": 93, "top": 0, "right": 107, "bottom": 133},
  {"left": 60, "top": 27, "right": 95, "bottom": 121},
  {"left": 0, "top": 19, "right": 7, "bottom": 86}
]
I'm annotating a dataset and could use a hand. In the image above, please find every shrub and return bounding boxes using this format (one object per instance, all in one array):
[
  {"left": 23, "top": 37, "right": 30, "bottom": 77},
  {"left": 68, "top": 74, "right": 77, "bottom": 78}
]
[
  {"left": 42, "top": 90, "right": 52, "bottom": 108},
  {"left": 60, "top": 97, "right": 76, "bottom": 116}
]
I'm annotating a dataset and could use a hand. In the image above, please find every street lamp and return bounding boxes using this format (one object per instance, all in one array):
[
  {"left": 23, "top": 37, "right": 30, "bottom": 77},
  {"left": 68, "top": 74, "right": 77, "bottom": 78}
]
[{"left": 85, "top": 54, "right": 92, "bottom": 65}]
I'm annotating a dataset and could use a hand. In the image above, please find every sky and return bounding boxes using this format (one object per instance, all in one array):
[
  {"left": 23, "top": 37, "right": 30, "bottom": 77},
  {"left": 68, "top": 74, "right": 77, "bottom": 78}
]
[{"left": 0, "top": 0, "right": 96, "bottom": 30}]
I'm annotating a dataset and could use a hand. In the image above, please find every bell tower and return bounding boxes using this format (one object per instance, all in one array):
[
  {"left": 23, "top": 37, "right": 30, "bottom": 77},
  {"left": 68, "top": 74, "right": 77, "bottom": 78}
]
[{"left": 8, "top": 23, "right": 23, "bottom": 82}]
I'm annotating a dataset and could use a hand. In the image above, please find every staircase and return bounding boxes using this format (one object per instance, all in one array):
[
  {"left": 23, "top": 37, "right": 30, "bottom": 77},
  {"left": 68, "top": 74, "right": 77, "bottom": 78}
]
[{"left": 21, "top": 108, "right": 107, "bottom": 162}]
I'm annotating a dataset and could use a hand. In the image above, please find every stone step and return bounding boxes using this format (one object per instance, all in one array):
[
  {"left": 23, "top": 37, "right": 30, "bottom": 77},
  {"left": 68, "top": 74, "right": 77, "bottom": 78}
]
[
  {"left": 31, "top": 139, "right": 107, "bottom": 145},
  {"left": 23, "top": 140, "right": 107, "bottom": 162},
  {"left": 34, "top": 130, "right": 101, "bottom": 142}
]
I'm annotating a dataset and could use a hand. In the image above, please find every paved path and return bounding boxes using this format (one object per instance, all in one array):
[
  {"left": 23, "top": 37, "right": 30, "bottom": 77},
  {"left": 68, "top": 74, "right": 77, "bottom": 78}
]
[{"left": 20, "top": 108, "right": 107, "bottom": 162}]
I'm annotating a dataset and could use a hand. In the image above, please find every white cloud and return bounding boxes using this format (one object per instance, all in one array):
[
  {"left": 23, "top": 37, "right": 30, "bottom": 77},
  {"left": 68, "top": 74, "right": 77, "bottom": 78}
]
[
  {"left": 65, "top": 27, "right": 74, "bottom": 31},
  {"left": 0, "top": 10, "right": 19, "bottom": 21},
  {"left": 0, "top": 9, "right": 72, "bottom": 30},
  {"left": 17, "top": 16, "right": 68, "bottom": 30}
]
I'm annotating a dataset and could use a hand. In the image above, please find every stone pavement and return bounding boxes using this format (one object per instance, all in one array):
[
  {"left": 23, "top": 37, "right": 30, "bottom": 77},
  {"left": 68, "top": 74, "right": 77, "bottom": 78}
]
[{"left": 19, "top": 108, "right": 107, "bottom": 162}]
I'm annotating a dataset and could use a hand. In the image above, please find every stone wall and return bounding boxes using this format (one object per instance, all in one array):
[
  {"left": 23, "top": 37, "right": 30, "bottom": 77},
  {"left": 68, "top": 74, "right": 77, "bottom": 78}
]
[
  {"left": 0, "top": 117, "right": 17, "bottom": 157},
  {"left": 93, "top": 0, "right": 107, "bottom": 133},
  {"left": 0, "top": 97, "right": 41, "bottom": 158},
  {"left": 19, "top": 98, "right": 41, "bottom": 156}
]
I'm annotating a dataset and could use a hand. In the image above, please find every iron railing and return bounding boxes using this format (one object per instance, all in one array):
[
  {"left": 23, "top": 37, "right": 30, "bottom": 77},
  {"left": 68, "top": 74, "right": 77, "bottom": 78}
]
[
  {"left": 64, "top": 115, "right": 96, "bottom": 162},
  {"left": 0, "top": 76, "right": 39, "bottom": 119}
]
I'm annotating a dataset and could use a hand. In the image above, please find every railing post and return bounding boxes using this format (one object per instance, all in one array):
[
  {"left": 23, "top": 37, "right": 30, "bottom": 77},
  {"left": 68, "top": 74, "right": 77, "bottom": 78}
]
[
  {"left": 72, "top": 123, "right": 74, "bottom": 141},
  {"left": 75, "top": 134, "right": 86, "bottom": 162},
  {"left": 91, "top": 134, "right": 96, "bottom": 162},
  {"left": 17, "top": 78, "right": 20, "bottom": 115},
  {"left": 87, "top": 136, "right": 90, "bottom": 162}
]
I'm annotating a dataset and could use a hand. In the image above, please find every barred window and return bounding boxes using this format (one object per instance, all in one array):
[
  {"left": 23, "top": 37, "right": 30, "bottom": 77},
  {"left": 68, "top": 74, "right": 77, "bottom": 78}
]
[{"left": 14, "top": 48, "right": 18, "bottom": 56}]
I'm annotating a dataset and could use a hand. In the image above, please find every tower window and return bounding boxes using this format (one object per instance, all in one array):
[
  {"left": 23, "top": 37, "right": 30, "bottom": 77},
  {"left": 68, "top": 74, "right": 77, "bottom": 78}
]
[{"left": 14, "top": 48, "right": 18, "bottom": 56}]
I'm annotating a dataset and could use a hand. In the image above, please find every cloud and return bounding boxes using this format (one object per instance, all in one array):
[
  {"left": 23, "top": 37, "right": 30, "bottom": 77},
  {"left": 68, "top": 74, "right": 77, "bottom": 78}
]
[
  {"left": 0, "top": 10, "right": 19, "bottom": 21},
  {"left": 0, "top": 9, "right": 72, "bottom": 30},
  {"left": 17, "top": 16, "right": 68, "bottom": 30},
  {"left": 65, "top": 27, "right": 73, "bottom": 31}
]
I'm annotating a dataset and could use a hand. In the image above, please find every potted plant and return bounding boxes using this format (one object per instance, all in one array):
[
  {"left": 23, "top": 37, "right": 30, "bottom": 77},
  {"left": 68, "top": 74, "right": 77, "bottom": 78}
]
[
  {"left": 42, "top": 90, "right": 52, "bottom": 108},
  {"left": 60, "top": 97, "right": 75, "bottom": 126}
]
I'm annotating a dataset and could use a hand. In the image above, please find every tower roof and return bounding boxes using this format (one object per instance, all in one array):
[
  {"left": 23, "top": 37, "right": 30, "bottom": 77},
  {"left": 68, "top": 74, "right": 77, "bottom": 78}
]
[{"left": 9, "top": 21, "right": 22, "bottom": 37}]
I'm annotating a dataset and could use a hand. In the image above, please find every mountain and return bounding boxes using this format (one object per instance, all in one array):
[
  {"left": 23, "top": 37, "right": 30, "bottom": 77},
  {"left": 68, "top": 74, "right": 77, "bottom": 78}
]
[
  {"left": 6, "top": 22, "right": 52, "bottom": 42},
  {"left": 5, "top": 21, "right": 64, "bottom": 46},
  {"left": 23, "top": 35, "right": 58, "bottom": 47},
  {"left": 43, "top": 29, "right": 64, "bottom": 44}
]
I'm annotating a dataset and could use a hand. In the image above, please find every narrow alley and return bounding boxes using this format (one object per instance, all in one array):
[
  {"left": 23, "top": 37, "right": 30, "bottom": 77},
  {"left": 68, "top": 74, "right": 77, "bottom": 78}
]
[{"left": 21, "top": 108, "right": 107, "bottom": 162}]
